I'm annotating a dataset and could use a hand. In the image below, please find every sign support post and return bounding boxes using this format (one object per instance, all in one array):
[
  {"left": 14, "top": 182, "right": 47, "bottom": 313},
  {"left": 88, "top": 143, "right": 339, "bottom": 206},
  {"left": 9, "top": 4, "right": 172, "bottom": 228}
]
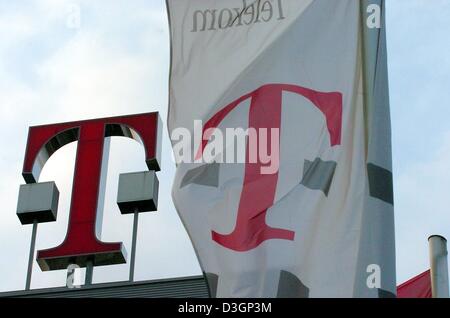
[
  {"left": 25, "top": 219, "right": 38, "bottom": 290},
  {"left": 429, "top": 235, "right": 449, "bottom": 298},
  {"left": 129, "top": 208, "right": 139, "bottom": 282}
]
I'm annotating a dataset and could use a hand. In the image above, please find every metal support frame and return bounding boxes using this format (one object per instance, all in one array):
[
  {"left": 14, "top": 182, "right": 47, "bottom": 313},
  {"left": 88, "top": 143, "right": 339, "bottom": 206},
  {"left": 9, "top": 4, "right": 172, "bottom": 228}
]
[
  {"left": 117, "top": 171, "right": 159, "bottom": 282},
  {"left": 25, "top": 219, "right": 38, "bottom": 291}
]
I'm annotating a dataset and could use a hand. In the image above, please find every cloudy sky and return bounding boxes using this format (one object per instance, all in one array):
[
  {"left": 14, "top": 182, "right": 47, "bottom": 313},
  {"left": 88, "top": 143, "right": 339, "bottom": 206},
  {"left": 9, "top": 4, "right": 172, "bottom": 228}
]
[{"left": 0, "top": 0, "right": 449, "bottom": 292}]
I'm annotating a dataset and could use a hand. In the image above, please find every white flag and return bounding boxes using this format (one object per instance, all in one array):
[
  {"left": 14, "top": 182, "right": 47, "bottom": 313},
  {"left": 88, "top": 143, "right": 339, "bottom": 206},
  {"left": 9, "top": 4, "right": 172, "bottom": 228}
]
[{"left": 166, "top": 0, "right": 395, "bottom": 297}]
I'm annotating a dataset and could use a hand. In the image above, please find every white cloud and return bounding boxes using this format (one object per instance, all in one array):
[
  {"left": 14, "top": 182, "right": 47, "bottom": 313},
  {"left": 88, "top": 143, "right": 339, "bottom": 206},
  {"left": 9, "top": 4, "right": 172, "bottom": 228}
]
[
  {"left": 395, "top": 131, "right": 450, "bottom": 283},
  {"left": 0, "top": 0, "right": 200, "bottom": 292}
]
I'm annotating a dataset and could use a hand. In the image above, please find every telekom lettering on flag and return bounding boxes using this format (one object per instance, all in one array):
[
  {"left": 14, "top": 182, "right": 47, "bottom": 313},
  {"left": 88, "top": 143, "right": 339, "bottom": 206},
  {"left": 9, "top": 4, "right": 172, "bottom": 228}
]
[{"left": 166, "top": 0, "right": 396, "bottom": 297}]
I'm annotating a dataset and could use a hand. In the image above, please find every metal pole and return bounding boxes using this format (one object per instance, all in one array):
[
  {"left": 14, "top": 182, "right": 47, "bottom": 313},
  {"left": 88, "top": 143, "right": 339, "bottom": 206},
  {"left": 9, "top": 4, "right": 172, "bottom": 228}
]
[
  {"left": 429, "top": 235, "right": 449, "bottom": 298},
  {"left": 129, "top": 208, "right": 139, "bottom": 282},
  {"left": 85, "top": 259, "right": 93, "bottom": 286},
  {"left": 25, "top": 219, "right": 38, "bottom": 291}
]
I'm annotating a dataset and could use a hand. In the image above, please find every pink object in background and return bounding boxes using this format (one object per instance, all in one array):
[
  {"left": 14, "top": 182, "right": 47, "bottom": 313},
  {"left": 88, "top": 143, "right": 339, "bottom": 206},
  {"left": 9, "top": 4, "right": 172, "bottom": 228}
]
[{"left": 397, "top": 270, "right": 432, "bottom": 298}]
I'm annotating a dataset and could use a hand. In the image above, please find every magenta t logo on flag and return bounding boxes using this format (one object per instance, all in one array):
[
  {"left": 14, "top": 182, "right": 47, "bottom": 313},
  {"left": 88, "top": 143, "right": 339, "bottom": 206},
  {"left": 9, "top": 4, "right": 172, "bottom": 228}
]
[{"left": 195, "top": 84, "right": 342, "bottom": 251}]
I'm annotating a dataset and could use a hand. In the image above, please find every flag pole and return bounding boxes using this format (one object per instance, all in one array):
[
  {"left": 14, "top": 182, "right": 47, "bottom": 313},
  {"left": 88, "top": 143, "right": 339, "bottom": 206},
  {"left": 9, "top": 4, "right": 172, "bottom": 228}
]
[
  {"left": 428, "top": 235, "right": 449, "bottom": 298},
  {"left": 359, "top": 0, "right": 383, "bottom": 152}
]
